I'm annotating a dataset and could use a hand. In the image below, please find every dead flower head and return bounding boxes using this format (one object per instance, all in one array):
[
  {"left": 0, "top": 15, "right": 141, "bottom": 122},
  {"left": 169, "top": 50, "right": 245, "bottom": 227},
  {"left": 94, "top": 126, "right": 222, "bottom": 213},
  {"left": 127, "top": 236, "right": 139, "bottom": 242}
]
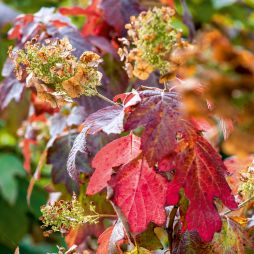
[
  {"left": 119, "top": 7, "right": 187, "bottom": 81},
  {"left": 10, "top": 37, "right": 103, "bottom": 107}
]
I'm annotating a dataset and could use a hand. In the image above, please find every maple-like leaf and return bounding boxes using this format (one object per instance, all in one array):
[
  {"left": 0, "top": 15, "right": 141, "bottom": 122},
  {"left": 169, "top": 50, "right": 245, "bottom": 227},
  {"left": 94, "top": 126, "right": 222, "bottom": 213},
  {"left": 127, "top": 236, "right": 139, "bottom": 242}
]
[
  {"left": 67, "top": 105, "right": 125, "bottom": 180},
  {"left": 165, "top": 134, "right": 238, "bottom": 242},
  {"left": 110, "top": 157, "right": 167, "bottom": 233},
  {"left": 125, "top": 90, "right": 183, "bottom": 165},
  {"left": 211, "top": 218, "right": 254, "bottom": 254},
  {"left": 87, "top": 133, "right": 141, "bottom": 195},
  {"left": 60, "top": 0, "right": 142, "bottom": 37},
  {"left": 59, "top": 1, "right": 108, "bottom": 38},
  {"left": 86, "top": 133, "right": 167, "bottom": 233},
  {"left": 97, "top": 221, "right": 127, "bottom": 254},
  {"left": 173, "top": 218, "right": 254, "bottom": 254},
  {"left": 48, "top": 134, "right": 95, "bottom": 193}
]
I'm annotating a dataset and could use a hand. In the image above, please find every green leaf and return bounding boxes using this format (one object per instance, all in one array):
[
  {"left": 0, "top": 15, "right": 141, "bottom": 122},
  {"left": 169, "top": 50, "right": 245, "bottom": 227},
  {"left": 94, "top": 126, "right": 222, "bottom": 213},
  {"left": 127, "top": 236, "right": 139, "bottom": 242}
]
[
  {"left": 125, "top": 247, "right": 151, "bottom": 254},
  {"left": 211, "top": 218, "right": 254, "bottom": 254},
  {"left": 0, "top": 188, "right": 28, "bottom": 249},
  {"left": 0, "top": 153, "right": 25, "bottom": 204},
  {"left": 173, "top": 218, "right": 254, "bottom": 254},
  {"left": 136, "top": 224, "right": 162, "bottom": 251},
  {"left": 0, "top": 177, "right": 48, "bottom": 249}
]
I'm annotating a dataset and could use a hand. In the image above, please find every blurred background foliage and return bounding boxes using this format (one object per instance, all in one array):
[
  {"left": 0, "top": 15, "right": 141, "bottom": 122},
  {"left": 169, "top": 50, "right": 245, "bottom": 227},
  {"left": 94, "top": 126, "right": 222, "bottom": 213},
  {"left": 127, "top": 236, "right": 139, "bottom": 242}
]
[{"left": 0, "top": 0, "right": 254, "bottom": 253}]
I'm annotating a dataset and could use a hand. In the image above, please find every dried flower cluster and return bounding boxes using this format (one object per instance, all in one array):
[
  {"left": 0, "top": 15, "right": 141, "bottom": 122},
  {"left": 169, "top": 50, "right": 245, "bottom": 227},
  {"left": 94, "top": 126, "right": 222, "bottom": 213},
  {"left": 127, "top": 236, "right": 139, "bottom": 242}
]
[
  {"left": 10, "top": 37, "right": 102, "bottom": 107},
  {"left": 40, "top": 196, "right": 100, "bottom": 236},
  {"left": 119, "top": 7, "right": 187, "bottom": 81},
  {"left": 238, "top": 164, "right": 254, "bottom": 200}
]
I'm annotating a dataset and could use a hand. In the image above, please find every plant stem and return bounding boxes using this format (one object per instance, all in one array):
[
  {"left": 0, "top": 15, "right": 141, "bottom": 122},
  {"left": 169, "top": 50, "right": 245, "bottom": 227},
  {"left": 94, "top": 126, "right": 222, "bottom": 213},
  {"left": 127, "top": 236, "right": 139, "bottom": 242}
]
[
  {"left": 223, "top": 195, "right": 254, "bottom": 216},
  {"left": 99, "top": 214, "right": 118, "bottom": 218},
  {"left": 167, "top": 206, "right": 178, "bottom": 253},
  {"left": 96, "top": 93, "right": 117, "bottom": 106}
]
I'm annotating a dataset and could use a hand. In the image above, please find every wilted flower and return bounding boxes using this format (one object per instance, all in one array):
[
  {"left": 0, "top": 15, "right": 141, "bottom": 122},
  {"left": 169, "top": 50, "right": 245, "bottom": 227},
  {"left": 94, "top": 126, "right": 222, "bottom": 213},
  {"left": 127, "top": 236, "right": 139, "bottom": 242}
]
[
  {"left": 119, "top": 7, "right": 187, "bottom": 81},
  {"left": 10, "top": 37, "right": 102, "bottom": 107},
  {"left": 40, "top": 195, "right": 100, "bottom": 235}
]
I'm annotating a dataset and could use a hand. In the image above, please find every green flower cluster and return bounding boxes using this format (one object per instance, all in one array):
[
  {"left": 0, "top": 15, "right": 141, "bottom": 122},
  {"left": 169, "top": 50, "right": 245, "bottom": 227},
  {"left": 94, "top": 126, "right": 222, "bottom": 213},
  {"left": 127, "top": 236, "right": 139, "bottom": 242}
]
[
  {"left": 15, "top": 38, "right": 77, "bottom": 85},
  {"left": 11, "top": 37, "right": 102, "bottom": 107},
  {"left": 239, "top": 174, "right": 254, "bottom": 199},
  {"left": 120, "top": 7, "right": 186, "bottom": 80},
  {"left": 40, "top": 196, "right": 99, "bottom": 235}
]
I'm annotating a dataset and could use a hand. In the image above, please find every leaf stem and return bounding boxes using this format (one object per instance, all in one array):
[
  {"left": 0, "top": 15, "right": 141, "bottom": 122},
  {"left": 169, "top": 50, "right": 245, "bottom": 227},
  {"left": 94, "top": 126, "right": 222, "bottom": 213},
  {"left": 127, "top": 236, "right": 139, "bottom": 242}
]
[
  {"left": 167, "top": 206, "right": 178, "bottom": 253},
  {"left": 96, "top": 92, "right": 117, "bottom": 106},
  {"left": 98, "top": 214, "right": 118, "bottom": 218},
  {"left": 223, "top": 195, "right": 254, "bottom": 216}
]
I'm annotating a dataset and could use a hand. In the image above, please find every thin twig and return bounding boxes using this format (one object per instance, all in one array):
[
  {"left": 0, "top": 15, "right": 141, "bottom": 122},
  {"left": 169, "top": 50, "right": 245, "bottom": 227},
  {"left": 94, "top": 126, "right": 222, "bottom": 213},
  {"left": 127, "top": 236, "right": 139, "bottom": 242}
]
[
  {"left": 99, "top": 214, "right": 118, "bottom": 218},
  {"left": 223, "top": 195, "right": 254, "bottom": 216},
  {"left": 96, "top": 93, "right": 118, "bottom": 106},
  {"left": 167, "top": 206, "right": 178, "bottom": 253}
]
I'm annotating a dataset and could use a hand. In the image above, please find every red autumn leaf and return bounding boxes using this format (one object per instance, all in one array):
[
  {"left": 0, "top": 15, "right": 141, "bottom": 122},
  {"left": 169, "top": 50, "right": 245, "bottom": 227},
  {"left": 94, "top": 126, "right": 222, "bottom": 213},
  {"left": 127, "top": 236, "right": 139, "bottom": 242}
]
[
  {"left": 59, "top": 6, "right": 99, "bottom": 17},
  {"left": 8, "top": 14, "right": 34, "bottom": 40},
  {"left": 21, "top": 138, "right": 36, "bottom": 174},
  {"left": 87, "top": 133, "right": 141, "bottom": 195},
  {"left": 97, "top": 221, "right": 127, "bottom": 254},
  {"left": 8, "top": 8, "right": 71, "bottom": 42},
  {"left": 125, "top": 90, "right": 184, "bottom": 166},
  {"left": 60, "top": 0, "right": 142, "bottom": 38},
  {"left": 173, "top": 218, "right": 254, "bottom": 254},
  {"left": 67, "top": 105, "right": 125, "bottom": 180},
  {"left": 113, "top": 90, "right": 141, "bottom": 110},
  {"left": 60, "top": 0, "right": 108, "bottom": 37},
  {"left": 66, "top": 224, "right": 104, "bottom": 251},
  {"left": 165, "top": 134, "right": 238, "bottom": 242},
  {"left": 110, "top": 157, "right": 168, "bottom": 233}
]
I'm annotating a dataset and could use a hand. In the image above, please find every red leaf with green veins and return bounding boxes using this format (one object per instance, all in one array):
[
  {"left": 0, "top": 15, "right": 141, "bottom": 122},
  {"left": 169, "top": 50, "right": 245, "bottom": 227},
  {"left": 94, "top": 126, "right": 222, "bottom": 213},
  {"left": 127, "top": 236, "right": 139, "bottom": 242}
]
[
  {"left": 110, "top": 157, "right": 167, "bottom": 233},
  {"left": 125, "top": 90, "right": 183, "bottom": 165},
  {"left": 165, "top": 135, "right": 238, "bottom": 242},
  {"left": 87, "top": 133, "right": 141, "bottom": 195}
]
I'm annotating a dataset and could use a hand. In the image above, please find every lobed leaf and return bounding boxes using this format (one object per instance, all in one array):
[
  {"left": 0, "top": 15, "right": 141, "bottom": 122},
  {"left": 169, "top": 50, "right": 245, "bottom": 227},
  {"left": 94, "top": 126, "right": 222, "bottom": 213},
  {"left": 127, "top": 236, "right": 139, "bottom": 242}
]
[
  {"left": 110, "top": 157, "right": 167, "bottom": 233},
  {"left": 87, "top": 133, "right": 141, "bottom": 195},
  {"left": 67, "top": 105, "right": 125, "bottom": 180},
  {"left": 97, "top": 220, "right": 127, "bottom": 254},
  {"left": 125, "top": 90, "right": 183, "bottom": 166},
  {"left": 165, "top": 134, "right": 238, "bottom": 242}
]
